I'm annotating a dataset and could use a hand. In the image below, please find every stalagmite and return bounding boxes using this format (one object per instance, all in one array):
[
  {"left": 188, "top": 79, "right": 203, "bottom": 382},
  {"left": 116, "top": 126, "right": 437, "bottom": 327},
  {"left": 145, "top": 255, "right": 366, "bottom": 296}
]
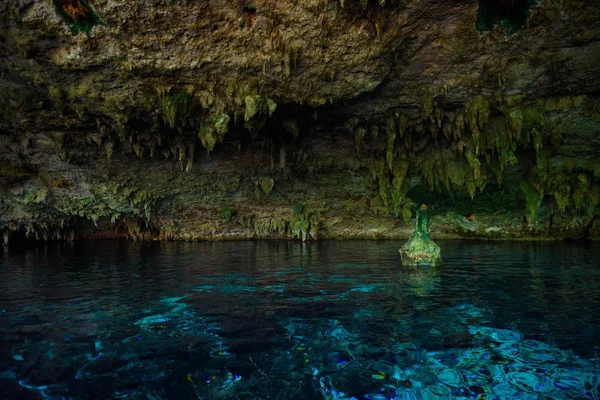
[{"left": 399, "top": 204, "right": 443, "bottom": 267}]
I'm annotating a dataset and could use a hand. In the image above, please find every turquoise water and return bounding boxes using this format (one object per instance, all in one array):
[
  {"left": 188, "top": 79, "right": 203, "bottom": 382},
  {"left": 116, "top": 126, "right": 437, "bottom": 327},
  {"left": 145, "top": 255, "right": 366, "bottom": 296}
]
[{"left": 1, "top": 240, "right": 599, "bottom": 399}]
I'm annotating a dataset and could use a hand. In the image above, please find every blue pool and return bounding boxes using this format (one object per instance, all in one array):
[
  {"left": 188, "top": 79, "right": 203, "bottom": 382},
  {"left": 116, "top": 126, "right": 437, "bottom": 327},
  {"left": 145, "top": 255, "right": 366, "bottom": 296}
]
[{"left": 1, "top": 240, "right": 599, "bottom": 399}]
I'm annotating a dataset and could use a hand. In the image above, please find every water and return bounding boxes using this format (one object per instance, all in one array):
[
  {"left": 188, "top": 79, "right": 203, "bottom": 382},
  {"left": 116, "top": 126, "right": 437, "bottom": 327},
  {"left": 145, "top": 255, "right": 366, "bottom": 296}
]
[{"left": 1, "top": 240, "right": 599, "bottom": 399}]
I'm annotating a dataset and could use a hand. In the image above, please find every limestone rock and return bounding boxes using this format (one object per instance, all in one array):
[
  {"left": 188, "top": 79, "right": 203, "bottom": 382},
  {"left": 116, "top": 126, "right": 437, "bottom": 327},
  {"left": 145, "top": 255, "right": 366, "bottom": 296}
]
[
  {"left": 399, "top": 235, "right": 443, "bottom": 267},
  {"left": 0, "top": 0, "right": 598, "bottom": 242},
  {"left": 400, "top": 207, "right": 443, "bottom": 267}
]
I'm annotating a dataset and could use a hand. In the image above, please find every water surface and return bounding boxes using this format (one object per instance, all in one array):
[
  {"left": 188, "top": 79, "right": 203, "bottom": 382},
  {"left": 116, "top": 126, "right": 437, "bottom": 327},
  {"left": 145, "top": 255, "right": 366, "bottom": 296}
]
[{"left": 1, "top": 240, "right": 599, "bottom": 399}]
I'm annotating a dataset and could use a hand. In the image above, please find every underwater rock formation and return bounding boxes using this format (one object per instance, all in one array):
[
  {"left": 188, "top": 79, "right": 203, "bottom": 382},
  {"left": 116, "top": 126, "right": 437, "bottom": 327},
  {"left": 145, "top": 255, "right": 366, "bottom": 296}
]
[
  {"left": 0, "top": 0, "right": 599, "bottom": 243},
  {"left": 400, "top": 204, "right": 443, "bottom": 266}
]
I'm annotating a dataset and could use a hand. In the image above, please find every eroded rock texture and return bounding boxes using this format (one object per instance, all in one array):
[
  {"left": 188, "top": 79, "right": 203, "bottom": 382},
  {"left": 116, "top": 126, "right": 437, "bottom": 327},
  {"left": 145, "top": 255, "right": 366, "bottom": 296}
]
[{"left": 1, "top": 0, "right": 599, "bottom": 243}]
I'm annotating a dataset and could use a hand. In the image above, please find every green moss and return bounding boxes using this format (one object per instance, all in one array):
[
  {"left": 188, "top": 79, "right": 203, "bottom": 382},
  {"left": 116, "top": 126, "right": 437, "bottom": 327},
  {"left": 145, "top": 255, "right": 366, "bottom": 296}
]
[
  {"left": 113, "top": 114, "right": 129, "bottom": 141},
  {"left": 104, "top": 141, "right": 114, "bottom": 160},
  {"left": 401, "top": 200, "right": 415, "bottom": 224},
  {"left": 421, "top": 90, "right": 435, "bottom": 117},
  {"left": 122, "top": 187, "right": 161, "bottom": 222},
  {"left": 23, "top": 189, "right": 48, "bottom": 204},
  {"left": 219, "top": 207, "right": 237, "bottom": 223},
  {"left": 563, "top": 158, "right": 576, "bottom": 173},
  {"left": 244, "top": 208, "right": 320, "bottom": 241},
  {"left": 289, "top": 215, "right": 310, "bottom": 241},
  {"left": 53, "top": 193, "right": 116, "bottom": 226},
  {"left": 293, "top": 202, "right": 305, "bottom": 214},
  {"left": 354, "top": 127, "right": 366, "bottom": 156},
  {"left": 521, "top": 105, "right": 545, "bottom": 148},
  {"left": 544, "top": 95, "right": 586, "bottom": 112},
  {"left": 244, "top": 95, "right": 277, "bottom": 122},
  {"left": 198, "top": 124, "right": 218, "bottom": 152},
  {"left": 546, "top": 169, "right": 570, "bottom": 212},
  {"left": 446, "top": 158, "right": 469, "bottom": 192},
  {"left": 413, "top": 208, "right": 430, "bottom": 241},
  {"left": 47, "top": 86, "right": 65, "bottom": 113},
  {"left": 251, "top": 215, "right": 288, "bottom": 238},
  {"left": 534, "top": 149, "right": 550, "bottom": 185},
  {"left": 464, "top": 146, "right": 481, "bottom": 181},
  {"left": 520, "top": 179, "right": 544, "bottom": 224},
  {"left": 16, "top": 215, "right": 71, "bottom": 242},
  {"left": 266, "top": 99, "right": 277, "bottom": 116},
  {"left": 399, "top": 208, "right": 442, "bottom": 266},
  {"left": 572, "top": 173, "right": 590, "bottom": 211},
  {"left": 283, "top": 46, "right": 299, "bottom": 77},
  {"left": 480, "top": 116, "right": 517, "bottom": 176},
  {"left": 214, "top": 114, "right": 230, "bottom": 136},
  {"left": 378, "top": 173, "right": 390, "bottom": 206},
  {"left": 259, "top": 177, "right": 275, "bottom": 196},
  {"left": 273, "top": 218, "right": 288, "bottom": 236},
  {"left": 391, "top": 160, "right": 409, "bottom": 212},
  {"left": 505, "top": 95, "right": 524, "bottom": 108},
  {"left": 532, "top": 128, "right": 544, "bottom": 156},
  {"left": 506, "top": 109, "right": 523, "bottom": 140},
  {"left": 245, "top": 95, "right": 263, "bottom": 122},
  {"left": 185, "top": 142, "right": 195, "bottom": 172},
  {"left": 588, "top": 185, "right": 600, "bottom": 217},
  {"left": 289, "top": 211, "right": 319, "bottom": 241},
  {"left": 82, "top": 183, "right": 164, "bottom": 225},
  {"left": 159, "top": 89, "right": 193, "bottom": 129},
  {"left": 465, "top": 96, "right": 490, "bottom": 154},
  {"left": 308, "top": 213, "right": 320, "bottom": 240},
  {"left": 386, "top": 117, "right": 397, "bottom": 171},
  {"left": 133, "top": 143, "right": 143, "bottom": 159},
  {"left": 198, "top": 114, "right": 231, "bottom": 153},
  {"left": 552, "top": 188, "right": 571, "bottom": 213}
]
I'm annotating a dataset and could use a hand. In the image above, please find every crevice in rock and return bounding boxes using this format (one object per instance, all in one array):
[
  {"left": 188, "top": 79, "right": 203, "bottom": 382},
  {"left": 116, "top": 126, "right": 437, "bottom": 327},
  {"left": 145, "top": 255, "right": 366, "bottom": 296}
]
[{"left": 241, "top": 6, "right": 258, "bottom": 32}]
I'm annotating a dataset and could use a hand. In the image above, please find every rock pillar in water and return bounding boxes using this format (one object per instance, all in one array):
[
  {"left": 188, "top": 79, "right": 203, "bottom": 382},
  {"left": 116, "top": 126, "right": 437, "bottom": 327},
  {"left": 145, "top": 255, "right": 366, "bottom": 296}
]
[{"left": 399, "top": 205, "right": 443, "bottom": 267}]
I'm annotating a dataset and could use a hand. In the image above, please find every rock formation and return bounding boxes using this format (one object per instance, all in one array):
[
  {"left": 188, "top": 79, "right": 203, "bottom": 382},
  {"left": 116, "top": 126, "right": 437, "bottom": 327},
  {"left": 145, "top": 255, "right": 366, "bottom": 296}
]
[
  {"left": 400, "top": 204, "right": 443, "bottom": 266},
  {"left": 0, "top": 0, "right": 599, "bottom": 243}
]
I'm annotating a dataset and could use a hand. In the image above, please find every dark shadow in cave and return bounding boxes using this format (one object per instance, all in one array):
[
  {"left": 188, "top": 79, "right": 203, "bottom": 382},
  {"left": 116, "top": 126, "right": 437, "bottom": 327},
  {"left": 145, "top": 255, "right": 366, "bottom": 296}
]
[{"left": 476, "top": 0, "right": 536, "bottom": 35}]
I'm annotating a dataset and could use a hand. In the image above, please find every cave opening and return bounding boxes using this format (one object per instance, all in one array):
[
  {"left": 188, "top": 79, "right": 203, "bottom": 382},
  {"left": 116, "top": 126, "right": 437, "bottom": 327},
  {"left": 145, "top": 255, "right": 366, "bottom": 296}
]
[{"left": 476, "top": 0, "right": 535, "bottom": 35}]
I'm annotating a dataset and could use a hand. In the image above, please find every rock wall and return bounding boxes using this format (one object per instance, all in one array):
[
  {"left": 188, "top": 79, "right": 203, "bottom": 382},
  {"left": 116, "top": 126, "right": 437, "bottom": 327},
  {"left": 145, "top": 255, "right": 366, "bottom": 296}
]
[{"left": 1, "top": 0, "right": 599, "bottom": 243}]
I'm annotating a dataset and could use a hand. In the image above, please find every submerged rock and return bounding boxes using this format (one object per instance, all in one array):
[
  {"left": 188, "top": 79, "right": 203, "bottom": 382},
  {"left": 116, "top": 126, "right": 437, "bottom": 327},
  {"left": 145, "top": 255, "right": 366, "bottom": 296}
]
[{"left": 400, "top": 205, "right": 443, "bottom": 267}]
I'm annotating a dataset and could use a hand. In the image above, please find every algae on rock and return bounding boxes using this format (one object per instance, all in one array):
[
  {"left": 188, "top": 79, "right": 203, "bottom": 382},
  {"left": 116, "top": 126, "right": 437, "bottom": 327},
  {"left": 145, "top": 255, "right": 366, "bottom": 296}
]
[{"left": 400, "top": 206, "right": 443, "bottom": 267}]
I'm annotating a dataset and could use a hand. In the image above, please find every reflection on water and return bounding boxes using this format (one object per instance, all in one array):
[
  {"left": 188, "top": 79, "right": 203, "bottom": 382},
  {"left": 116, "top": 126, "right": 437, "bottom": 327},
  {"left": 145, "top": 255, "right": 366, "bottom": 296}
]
[{"left": 1, "top": 240, "right": 599, "bottom": 399}]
